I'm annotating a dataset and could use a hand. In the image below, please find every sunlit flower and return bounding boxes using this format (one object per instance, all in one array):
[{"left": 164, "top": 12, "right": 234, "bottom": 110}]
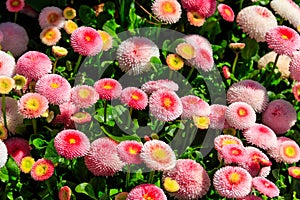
[
  {"left": 151, "top": 0, "right": 182, "bottom": 24},
  {"left": 84, "top": 137, "right": 125, "bottom": 176},
  {"left": 166, "top": 54, "right": 184, "bottom": 70},
  {"left": 58, "top": 186, "right": 72, "bottom": 200},
  {"left": 0, "top": 22, "right": 29, "bottom": 57},
  {"left": 278, "top": 140, "right": 300, "bottom": 163},
  {"left": 4, "top": 137, "right": 31, "bottom": 165},
  {"left": 140, "top": 140, "right": 176, "bottom": 171},
  {"left": 70, "top": 112, "right": 92, "bottom": 124},
  {"left": 52, "top": 46, "right": 68, "bottom": 59},
  {"left": 70, "top": 85, "right": 99, "bottom": 109},
  {"left": 94, "top": 78, "right": 122, "bottom": 100},
  {"left": 175, "top": 42, "right": 195, "bottom": 59},
  {"left": 288, "top": 166, "right": 300, "bottom": 179},
  {"left": 218, "top": 4, "right": 235, "bottom": 22},
  {"left": 220, "top": 144, "right": 247, "bottom": 164},
  {"left": 116, "top": 36, "right": 160, "bottom": 75},
  {"left": 0, "top": 51, "right": 15, "bottom": 77},
  {"left": 54, "top": 129, "right": 90, "bottom": 159},
  {"left": 6, "top": 0, "right": 25, "bottom": 12},
  {"left": 18, "top": 93, "right": 49, "bottom": 118},
  {"left": 163, "top": 177, "right": 180, "bottom": 193},
  {"left": 0, "top": 140, "right": 8, "bottom": 168},
  {"left": 180, "top": 0, "right": 216, "bottom": 18},
  {"left": 193, "top": 115, "right": 210, "bottom": 129},
  {"left": 71, "top": 26, "right": 102, "bottom": 56},
  {"left": 162, "top": 159, "right": 210, "bottom": 199},
  {"left": 98, "top": 30, "right": 113, "bottom": 51},
  {"left": 63, "top": 7, "right": 76, "bottom": 20},
  {"left": 149, "top": 89, "right": 183, "bottom": 122},
  {"left": 64, "top": 20, "right": 78, "bottom": 34},
  {"left": 31, "top": 158, "right": 55, "bottom": 181},
  {"left": 213, "top": 166, "right": 252, "bottom": 198},
  {"left": 13, "top": 75, "right": 27, "bottom": 90},
  {"left": 117, "top": 140, "right": 143, "bottom": 164},
  {"left": 39, "top": 6, "right": 65, "bottom": 29},
  {"left": 252, "top": 177, "right": 279, "bottom": 198},
  {"left": 229, "top": 43, "right": 246, "bottom": 53},
  {"left": 214, "top": 135, "right": 243, "bottom": 152},
  {"left": 181, "top": 95, "right": 210, "bottom": 119},
  {"left": 16, "top": 51, "right": 52, "bottom": 80},
  {"left": 236, "top": 5, "right": 277, "bottom": 42},
  {"left": 52, "top": 102, "right": 78, "bottom": 129},
  {"left": 290, "top": 51, "right": 300, "bottom": 81},
  {"left": 187, "top": 11, "right": 206, "bottom": 27},
  {"left": 40, "top": 26, "right": 61, "bottom": 46},
  {"left": 20, "top": 156, "right": 35, "bottom": 173},
  {"left": 141, "top": 79, "right": 178, "bottom": 94},
  {"left": 127, "top": 184, "right": 167, "bottom": 200},
  {"left": 0, "top": 76, "right": 15, "bottom": 94},
  {"left": 120, "top": 87, "right": 148, "bottom": 110},
  {"left": 262, "top": 99, "right": 296, "bottom": 134}
]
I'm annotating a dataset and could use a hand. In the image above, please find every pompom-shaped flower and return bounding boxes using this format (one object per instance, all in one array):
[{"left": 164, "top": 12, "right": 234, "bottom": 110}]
[
  {"left": 166, "top": 54, "right": 184, "bottom": 70},
  {"left": 120, "top": 87, "right": 148, "bottom": 110},
  {"left": 0, "top": 51, "right": 15, "bottom": 77},
  {"left": 52, "top": 102, "right": 77, "bottom": 129},
  {"left": 267, "top": 136, "right": 293, "bottom": 162},
  {"left": 141, "top": 79, "right": 178, "bottom": 94},
  {"left": 38, "top": 6, "right": 65, "bottom": 29},
  {"left": 18, "top": 93, "right": 49, "bottom": 119},
  {"left": 70, "top": 112, "right": 92, "bottom": 124},
  {"left": 243, "top": 124, "right": 277, "bottom": 150},
  {"left": 31, "top": 158, "right": 55, "bottom": 181},
  {"left": 64, "top": 20, "right": 78, "bottom": 34},
  {"left": 214, "top": 135, "right": 243, "bottom": 152},
  {"left": 227, "top": 80, "right": 268, "bottom": 113},
  {"left": 149, "top": 89, "right": 183, "bottom": 122},
  {"left": 0, "top": 22, "right": 29, "bottom": 57},
  {"left": 262, "top": 99, "right": 296, "bottom": 134},
  {"left": 219, "top": 144, "right": 247, "bottom": 164},
  {"left": 225, "top": 102, "right": 256, "bottom": 130},
  {"left": 84, "top": 137, "right": 125, "bottom": 176},
  {"left": 278, "top": 140, "right": 300, "bottom": 163},
  {"left": 98, "top": 30, "right": 113, "bottom": 51},
  {"left": 16, "top": 51, "right": 52, "bottom": 80},
  {"left": 36, "top": 74, "right": 71, "bottom": 105},
  {"left": 289, "top": 51, "right": 300, "bottom": 81},
  {"left": 162, "top": 159, "right": 210, "bottom": 199},
  {"left": 58, "top": 186, "right": 72, "bottom": 200},
  {"left": 288, "top": 166, "right": 300, "bottom": 179},
  {"left": 117, "top": 140, "right": 143, "bottom": 164},
  {"left": 127, "top": 184, "right": 167, "bottom": 200},
  {"left": 4, "top": 137, "right": 31, "bottom": 165},
  {"left": 213, "top": 166, "right": 252, "bottom": 198},
  {"left": 52, "top": 46, "right": 68, "bottom": 59},
  {"left": 236, "top": 5, "right": 277, "bottom": 42},
  {"left": 20, "top": 156, "right": 35, "bottom": 173},
  {"left": 265, "top": 26, "right": 300, "bottom": 56},
  {"left": 238, "top": 195, "right": 263, "bottom": 200},
  {"left": 54, "top": 129, "right": 90, "bottom": 159},
  {"left": 180, "top": 95, "right": 210, "bottom": 119},
  {"left": 116, "top": 36, "right": 160, "bottom": 75},
  {"left": 94, "top": 78, "right": 122, "bottom": 100},
  {"left": 40, "top": 26, "right": 62, "bottom": 46},
  {"left": 140, "top": 140, "right": 176, "bottom": 171},
  {"left": 6, "top": 0, "right": 25, "bottom": 12},
  {"left": 180, "top": 0, "right": 216, "bottom": 18},
  {"left": 187, "top": 11, "right": 206, "bottom": 27},
  {"left": 209, "top": 104, "right": 227, "bottom": 129},
  {"left": 0, "top": 140, "right": 8, "bottom": 168},
  {"left": 151, "top": 0, "right": 182, "bottom": 24},
  {"left": 252, "top": 177, "right": 279, "bottom": 198},
  {"left": 218, "top": 4, "right": 235, "bottom": 22},
  {"left": 70, "top": 85, "right": 99, "bottom": 109},
  {"left": 0, "top": 76, "right": 15, "bottom": 94}
]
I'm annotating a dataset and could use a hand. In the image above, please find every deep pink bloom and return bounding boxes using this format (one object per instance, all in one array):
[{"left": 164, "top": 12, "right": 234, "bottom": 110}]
[
  {"left": 38, "top": 6, "right": 65, "bottom": 29},
  {"left": 0, "top": 140, "right": 8, "bottom": 168},
  {"left": 18, "top": 93, "right": 49, "bottom": 119},
  {"left": 151, "top": 0, "right": 182, "bottom": 24},
  {"left": 0, "top": 22, "right": 29, "bottom": 56},
  {"left": 35, "top": 74, "right": 71, "bottom": 105},
  {"left": 222, "top": 66, "right": 231, "bottom": 79},
  {"left": 6, "top": 0, "right": 25, "bottom": 12},
  {"left": 58, "top": 186, "right": 72, "bottom": 200},
  {"left": 238, "top": 195, "right": 263, "bottom": 200},
  {"left": 288, "top": 166, "right": 300, "bottom": 179},
  {"left": 70, "top": 85, "right": 99, "bottom": 109},
  {"left": 180, "top": 95, "right": 210, "bottom": 119},
  {"left": 52, "top": 102, "right": 78, "bottom": 129},
  {"left": 252, "top": 177, "right": 279, "bottom": 198},
  {"left": 71, "top": 26, "right": 102, "bottom": 56},
  {"left": 4, "top": 137, "right": 31, "bottom": 165},
  {"left": 149, "top": 89, "right": 183, "bottom": 122},
  {"left": 180, "top": 0, "right": 216, "bottom": 17},
  {"left": 16, "top": 51, "right": 52, "bottom": 80},
  {"left": 30, "top": 158, "right": 55, "bottom": 181},
  {"left": 54, "top": 129, "right": 90, "bottom": 159},
  {"left": 289, "top": 51, "right": 300, "bottom": 81},
  {"left": 219, "top": 144, "right": 247, "bottom": 164},
  {"left": 218, "top": 4, "right": 235, "bottom": 22},
  {"left": 117, "top": 140, "right": 143, "bottom": 164},
  {"left": 120, "top": 87, "right": 148, "bottom": 110},
  {"left": 127, "top": 184, "right": 167, "bottom": 200},
  {"left": 162, "top": 159, "right": 210, "bottom": 199},
  {"left": 262, "top": 99, "right": 296, "bottom": 134},
  {"left": 141, "top": 79, "right": 178, "bottom": 94},
  {"left": 94, "top": 78, "right": 122, "bottom": 100},
  {"left": 0, "top": 51, "right": 15, "bottom": 77},
  {"left": 214, "top": 135, "right": 243, "bottom": 153},
  {"left": 209, "top": 104, "right": 227, "bottom": 129}
]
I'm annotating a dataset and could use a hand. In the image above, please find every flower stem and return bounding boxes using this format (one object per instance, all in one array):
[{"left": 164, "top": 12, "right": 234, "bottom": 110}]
[
  {"left": 52, "top": 58, "right": 58, "bottom": 74},
  {"left": 74, "top": 54, "right": 83, "bottom": 75},
  {"left": 148, "top": 170, "right": 155, "bottom": 183},
  {"left": 265, "top": 53, "right": 280, "bottom": 87},
  {"left": 125, "top": 165, "right": 131, "bottom": 189},
  {"left": 14, "top": 12, "right": 18, "bottom": 23},
  {"left": 32, "top": 118, "right": 37, "bottom": 134},
  {"left": 232, "top": 52, "right": 239, "bottom": 75},
  {"left": 186, "top": 67, "right": 195, "bottom": 82},
  {"left": 1, "top": 94, "right": 8, "bottom": 130}
]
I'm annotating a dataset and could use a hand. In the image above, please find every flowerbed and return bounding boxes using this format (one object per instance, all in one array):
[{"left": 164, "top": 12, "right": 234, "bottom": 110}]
[{"left": 0, "top": 0, "right": 300, "bottom": 199}]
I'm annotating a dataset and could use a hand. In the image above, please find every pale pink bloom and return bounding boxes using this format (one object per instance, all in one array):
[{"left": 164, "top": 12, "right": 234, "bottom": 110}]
[
  {"left": 141, "top": 79, "right": 178, "bottom": 94},
  {"left": 180, "top": 0, "right": 216, "bottom": 17},
  {"left": 70, "top": 112, "right": 92, "bottom": 124},
  {"left": 214, "top": 134, "right": 243, "bottom": 153},
  {"left": 38, "top": 6, "right": 65, "bottom": 29},
  {"left": 151, "top": 0, "right": 182, "bottom": 24},
  {"left": 70, "top": 85, "right": 99, "bottom": 109},
  {"left": 180, "top": 95, "right": 210, "bottom": 119},
  {"left": 40, "top": 26, "right": 62, "bottom": 46},
  {"left": 267, "top": 136, "right": 293, "bottom": 162},
  {"left": 18, "top": 93, "right": 49, "bottom": 119},
  {"left": 289, "top": 51, "right": 300, "bottom": 81},
  {"left": 209, "top": 104, "right": 227, "bottom": 129},
  {"left": 293, "top": 82, "right": 300, "bottom": 101},
  {"left": 278, "top": 140, "right": 300, "bottom": 163},
  {"left": 219, "top": 144, "right": 247, "bottom": 164},
  {"left": 0, "top": 50, "right": 16, "bottom": 77},
  {"left": 237, "top": 195, "right": 263, "bottom": 200},
  {"left": 252, "top": 177, "right": 279, "bottom": 198}
]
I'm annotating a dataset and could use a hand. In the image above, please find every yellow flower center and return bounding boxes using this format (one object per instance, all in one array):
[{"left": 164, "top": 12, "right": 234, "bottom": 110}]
[
  {"left": 221, "top": 139, "right": 238, "bottom": 147},
  {"left": 78, "top": 88, "right": 90, "bottom": 99},
  {"left": 291, "top": 168, "right": 300, "bottom": 176},
  {"left": 69, "top": 138, "right": 76, "bottom": 144},
  {"left": 163, "top": 177, "right": 180, "bottom": 193},
  {"left": 143, "top": 193, "right": 154, "bottom": 200},
  {"left": 26, "top": 99, "right": 40, "bottom": 111},
  {"left": 163, "top": 97, "right": 172, "bottom": 108},
  {"left": 281, "top": 34, "right": 289, "bottom": 40},
  {"left": 85, "top": 36, "right": 91, "bottom": 42},
  {"left": 285, "top": 146, "right": 296, "bottom": 157},
  {"left": 45, "top": 30, "right": 56, "bottom": 40},
  {"left": 152, "top": 147, "right": 168, "bottom": 162},
  {"left": 131, "top": 94, "right": 140, "bottom": 100},
  {"left": 162, "top": 2, "right": 175, "bottom": 14},
  {"left": 20, "top": 157, "right": 35, "bottom": 173},
  {"left": 224, "top": 8, "right": 232, "bottom": 16},
  {"left": 11, "top": 0, "right": 20, "bottom": 6},
  {"left": 103, "top": 84, "right": 113, "bottom": 90},
  {"left": 50, "top": 82, "right": 60, "bottom": 89},
  {"left": 228, "top": 172, "right": 241, "bottom": 184},
  {"left": 237, "top": 107, "right": 247, "bottom": 117},
  {"left": 35, "top": 164, "right": 48, "bottom": 176},
  {"left": 129, "top": 147, "right": 138, "bottom": 154}
]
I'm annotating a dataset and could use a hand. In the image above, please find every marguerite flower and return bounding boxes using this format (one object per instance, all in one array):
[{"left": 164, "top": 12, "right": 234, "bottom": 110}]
[
  {"left": 186, "top": 11, "right": 206, "bottom": 27},
  {"left": 4, "top": 137, "right": 31, "bottom": 165},
  {"left": 252, "top": 177, "right": 279, "bottom": 198},
  {"left": 40, "top": 26, "right": 62, "bottom": 46},
  {"left": 141, "top": 79, "right": 178, "bottom": 94},
  {"left": 0, "top": 76, "right": 15, "bottom": 94},
  {"left": 0, "top": 51, "right": 16, "bottom": 77},
  {"left": 288, "top": 166, "right": 300, "bottom": 179},
  {"left": 175, "top": 42, "right": 196, "bottom": 59},
  {"left": 117, "top": 140, "right": 143, "bottom": 164},
  {"left": 218, "top": 4, "right": 235, "bottom": 22},
  {"left": 6, "top": 0, "right": 25, "bottom": 12},
  {"left": 70, "top": 85, "right": 99, "bottom": 109},
  {"left": 63, "top": 7, "right": 76, "bottom": 20},
  {"left": 38, "top": 6, "right": 65, "bottom": 29},
  {"left": 94, "top": 78, "right": 122, "bottom": 100},
  {"left": 31, "top": 158, "right": 55, "bottom": 181},
  {"left": 120, "top": 87, "right": 148, "bottom": 110},
  {"left": 151, "top": 0, "right": 182, "bottom": 24},
  {"left": 180, "top": 95, "right": 210, "bottom": 119},
  {"left": 166, "top": 54, "right": 184, "bottom": 70},
  {"left": 20, "top": 156, "right": 35, "bottom": 173},
  {"left": 58, "top": 186, "right": 72, "bottom": 200},
  {"left": 127, "top": 184, "right": 167, "bottom": 200},
  {"left": 18, "top": 93, "right": 49, "bottom": 118}
]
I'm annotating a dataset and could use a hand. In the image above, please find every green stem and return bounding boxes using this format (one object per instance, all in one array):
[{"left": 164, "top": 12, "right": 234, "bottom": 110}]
[
  {"left": 1, "top": 94, "right": 8, "bottom": 130},
  {"left": 232, "top": 52, "right": 239, "bottom": 75},
  {"left": 125, "top": 165, "right": 131, "bottom": 189},
  {"left": 14, "top": 12, "right": 18, "bottom": 23},
  {"left": 148, "top": 170, "right": 155, "bottom": 183},
  {"left": 32, "top": 118, "right": 37, "bottom": 134},
  {"left": 168, "top": 70, "right": 173, "bottom": 80},
  {"left": 74, "top": 54, "right": 83, "bottom": 75},
  {"left": 186, "top": 67, "right": 195, "bottom": 82},
  {"left": 52, "top": 58, "right": 58, "bottom": 74},
  {"left": 265, "top": 53, "right": 280, "bottom": 87},
  {"left": 103, "top": 100, "right": 107, "bottom": 123},
  {"left": 239, "top": 0, "right": 245, "bottom": 9}
]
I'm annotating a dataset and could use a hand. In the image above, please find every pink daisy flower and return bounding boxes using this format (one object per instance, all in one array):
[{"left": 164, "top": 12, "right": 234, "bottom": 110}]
[
  {"left": 265, "top": 26, "right": 300, "bottom": 56},
  {"left": 225, "top": 102, "right": 256, "bottom": 130},
  {"left": 0, "top": 51, "right": 16, "bottom": 77},
  {"left": 18, "top": 93, "right": 49, "bottom": 119},
  {"left": 140, "top": 139, "right": 176, "bottom": 171},
  {"left": 58, "top": 186, "right": 72, "bottom": 200},
  {"left": 70, "top": 85, "right": 99, "bottom": 109},
  {"left": 288, "top": 166, "right": 300, "bottom": 179},
  {"left": 267, "top": 136, "right": 293, "bottom": 162},
  {"left": 209, "top": 104, "right": 227, "bottom": 129},
  {"left": 54, "top": 129, "right": 90, "bottom": 160},
  {"left": 4, "top": 137, "right": 31, "bottom": 165},
  {"left": 278, "top": 140, "right": 300, "bottom": 163},
  {"left": 149, "top": 89, "right": 183, "bottom": 122},
  {"left": 0, "top": 22, "right": 29, "bottom": 57},
  {"left": 117, "top": 140, "right": 143, "bottom": 164},
  {"left": 238, "top": 195, "right": 263, "bottom": 200},
  {"left": 151, "top": 0, "right": 182, "bottom": 24},
  {"left": 127, "top": 184, "right": 167, "bottom": 200},
  {"left": 214, "top": 135, "right": 243, "bottom": 152},
  {"left": 6, "top": 0, "right": 25, "bottom": 12},
  {"left": 52, "top": 102, "right": 78, "bottom": 129},
  {"left": 213, "top": 166, "right": 252, "bottom": 198},
  {"left": 35, "top": 74, "right": 71, "bottom": 105},
  {"left": 141, "top": 79, "right": 178, "bottom": 94},
  {"left": 180, "top": 0, "right": 216, "bottom": 18},
  {"left": 40, "top": 26, "right": 62, "bottom": 46},
  {"left": 162, "top": 159, "right": 210, "bottom": 199},
  {"left": 292, "top": 82, "right": 300, "bottom": 101},
  {"left": 120, "top": 87, "right": 148, "bottom": 110},
  {"left": 38, "top": 6, "right": 65, "bottom": 29},
  {"left": 0, "top": 140, "right": 8, "bottom": 168},
  {"left": 262, "top": 99, "right": 296, "bottom": 134},
  {"left": 70, "top": 26, "right": 102, "bottom": 56},
  {"left": 187, "top": 10, "right": 206, "bottom": 27},
  {"left": 227, "top": 80, "right": 269, "bottom": 113},
  {"left": 16, "top": 51, "right": 52, "bottom": 80},
  {"left": 30, "top": 158, "right": 55, "bottom": 181},
  {"left": 222, "top": 66, "right": 231, "bottom": 79},
  {"left": 0, "top": 30, "right": 3, "bottom": 43},
  {"left": 84, "top": 137, "right": 125, "bottom": 176},
  {"left": 180, "top": 95, "right": 210, "bottom": 119},
  {"left": 116, "top": 36, "right": 160, "bottom": 75},
  {"left": 236, "top": 5, "right": 278, "bottom": 42},
  {"left": 243, "top": 124, "right": 277, "bottom": 150},
  {"left": 252, "top": 177, "right": 279, "bottom": 198},
  {"left": 98, "top": 30, "right": 113, "bottom": 51},
  {"left": 175, "top": 42, "right": 196, "bottom": 59},
  {"left": 70, "top": 112, "right": 92, "bottom": 124},
  {"left": 289, "top": 51, "right": 300, "bottom": 81},
  {"left": 219, "top": 144, "right": 247, "bottom": 164},
  {"left": 94, "top": 78, "right": 122, "bottom": 100},
  {"left": 218, "top": 4, "right": 235, "bottom": 22}
]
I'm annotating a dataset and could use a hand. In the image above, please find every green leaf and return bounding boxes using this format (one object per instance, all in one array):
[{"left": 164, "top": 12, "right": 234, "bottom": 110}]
[
  {"left": 97, "top": 12, "right": 113, "bottom": 28},
  {"left": 100, "top": 126, "right": 141, "bottom": 142},
  {"left": 6, "top": 157, "right": 20, "bottom": 179},
  {"left": 241, "top": 38, "right": 259, "bottom": 60},
  {"left": 103, "top": 19, "right": 120, "bottom": 39},
  {"left": 44, "top": 139, "right": 60, "bottom": 164},
  {"left": 79, "top": 5, "right": 97, "bottom": 26},
  {"left": 0, "top": 166, "right": 9, "bottom": 183},
  {"left": 104, "top": 1, "right": 116, "bottom": 16},
  {"left": 75, "top": 183, "right": 97, "bottom": 200},
  {"left": 32, "top": 138, "right": 47, "bottom": 150}
]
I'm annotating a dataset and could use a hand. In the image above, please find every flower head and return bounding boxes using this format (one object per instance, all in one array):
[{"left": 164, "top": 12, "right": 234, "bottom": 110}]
[
  {"left": 120, "top": 87, "right": 148, "bottom": 110},
  {"left": 278, "top": 140, "right": 300, "bottom": 163},
  {"left": 39, "top": 6, "right": 65, "bottom": 29},
  {"left": 40, "top": 26, "right": 61, "bottom": 46},
  {"left": 151, "top": 0, "right": 182, "bottom": 24},
  {"left": 141, "top": 79, "right": 178, "bottom": 94},
  {"left": 292, "top": 82, "right": 300, "bottom": 101},
  {"left": 162, "top": 159, "right": 210, "bottom": 199},
  {"left": 175, "top": 42, "right": 196, "bottom": 59},
  {"left": 63, "top": 7, "right": 76, "bottom": 20},
  {"left": 6, "top": 0, "right": 25, "bottom": 12},
  {"left": 127, "top": 184, "right": 167, "bottom": 200},
  {"left": 0, "top": 51, "right": 16, "bottom": 77},
  {"left": 187, "top": 11, "right": 206, "bottom": 27},
  {"left": 0, "top": 140, "right": 8, "bottom": 168},
  {"left": 149, "top": 89, "right": 183, "bottom": 122},
  {"left": 13, "top": 75, "right": 27, "bottom": 90},
  {"left": 166, "top": 54, "right": 184, "bottom": 70},
  {"left": 64, "top": 20, "right": 78, "bottom": 34},
  {"left": 71, "top": 26, "right": 102, "bottom": 56},
  {"left": 288, "top": 166, "right": 300, "bottom": 179},
  {"left": 163, "top": 177, "right": 180, "bottom": 193},
  {"left": 94, "top": 78, "right": 122, "bottom": 100},
  {"left": 4, "top": 137, "right": 31, "bottom": 165},
  {"left": 218, "top": 4, "right": 235, "bottom": 22},
  {"left": 70, "top": 112, "right": 92, "bottom": 124},
  {"left": 193, "top": 115, "right": 210, "bottom": 129},
  {"left": 52, "top": 46, "right": 68, "bottom": 58},
  {"left": 214, "top": 135, "right": 243, "bottom": 152},
  {"left": 0, "top": 76, "right": 15, "bottom": 94},
  {"left": 115, "top": 192, "right": 128, "bottom": 200},
  {"left": 18, "top": 93, "right": 49, "bottom": 118},
  {"left": 70, "top": 85, "right": 99, "bottom": 109},
  {"left": 238, "top": 195, "right": 263, "bottom": 200},
  {"left": 52, "top": 102, "right": 78, "bottom": 129},
  {"left": 290, "top": 51, "right": 300, "bottom": 81},
  {"left": 219, "top": 144, "right": 247, "bottom": 164},
  {"left": 209, "top": 104, "right": 227, "bottom": 129},
  {"left": 267, "top": 136, "right": 293, "bottom": 162},
  {"left": 98, "top": 30, "right": 113, "bottom": 51},
  {"left": 140, "top": 140, "right": 176, "bottom": 171},
  {"left": 20, "top": 156, "right": 35, "bottom": 173},
  {"left": 31, "top": 158, "right": 55, "bottom": 181},
  {"left": 180, "top": 0, "right": 216, "bottom": 18},
  {"left": 252, "top": 177, "right": 279, "bottom": 198},
  {"left": 180, "top": 95, "right": 210, "bottom": 119},
  {"left": 117, "top": 140, "right": 143, "bottom": 164},
  {"left": 58, "top": 186, "right": 72, "bottom": 200}
]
